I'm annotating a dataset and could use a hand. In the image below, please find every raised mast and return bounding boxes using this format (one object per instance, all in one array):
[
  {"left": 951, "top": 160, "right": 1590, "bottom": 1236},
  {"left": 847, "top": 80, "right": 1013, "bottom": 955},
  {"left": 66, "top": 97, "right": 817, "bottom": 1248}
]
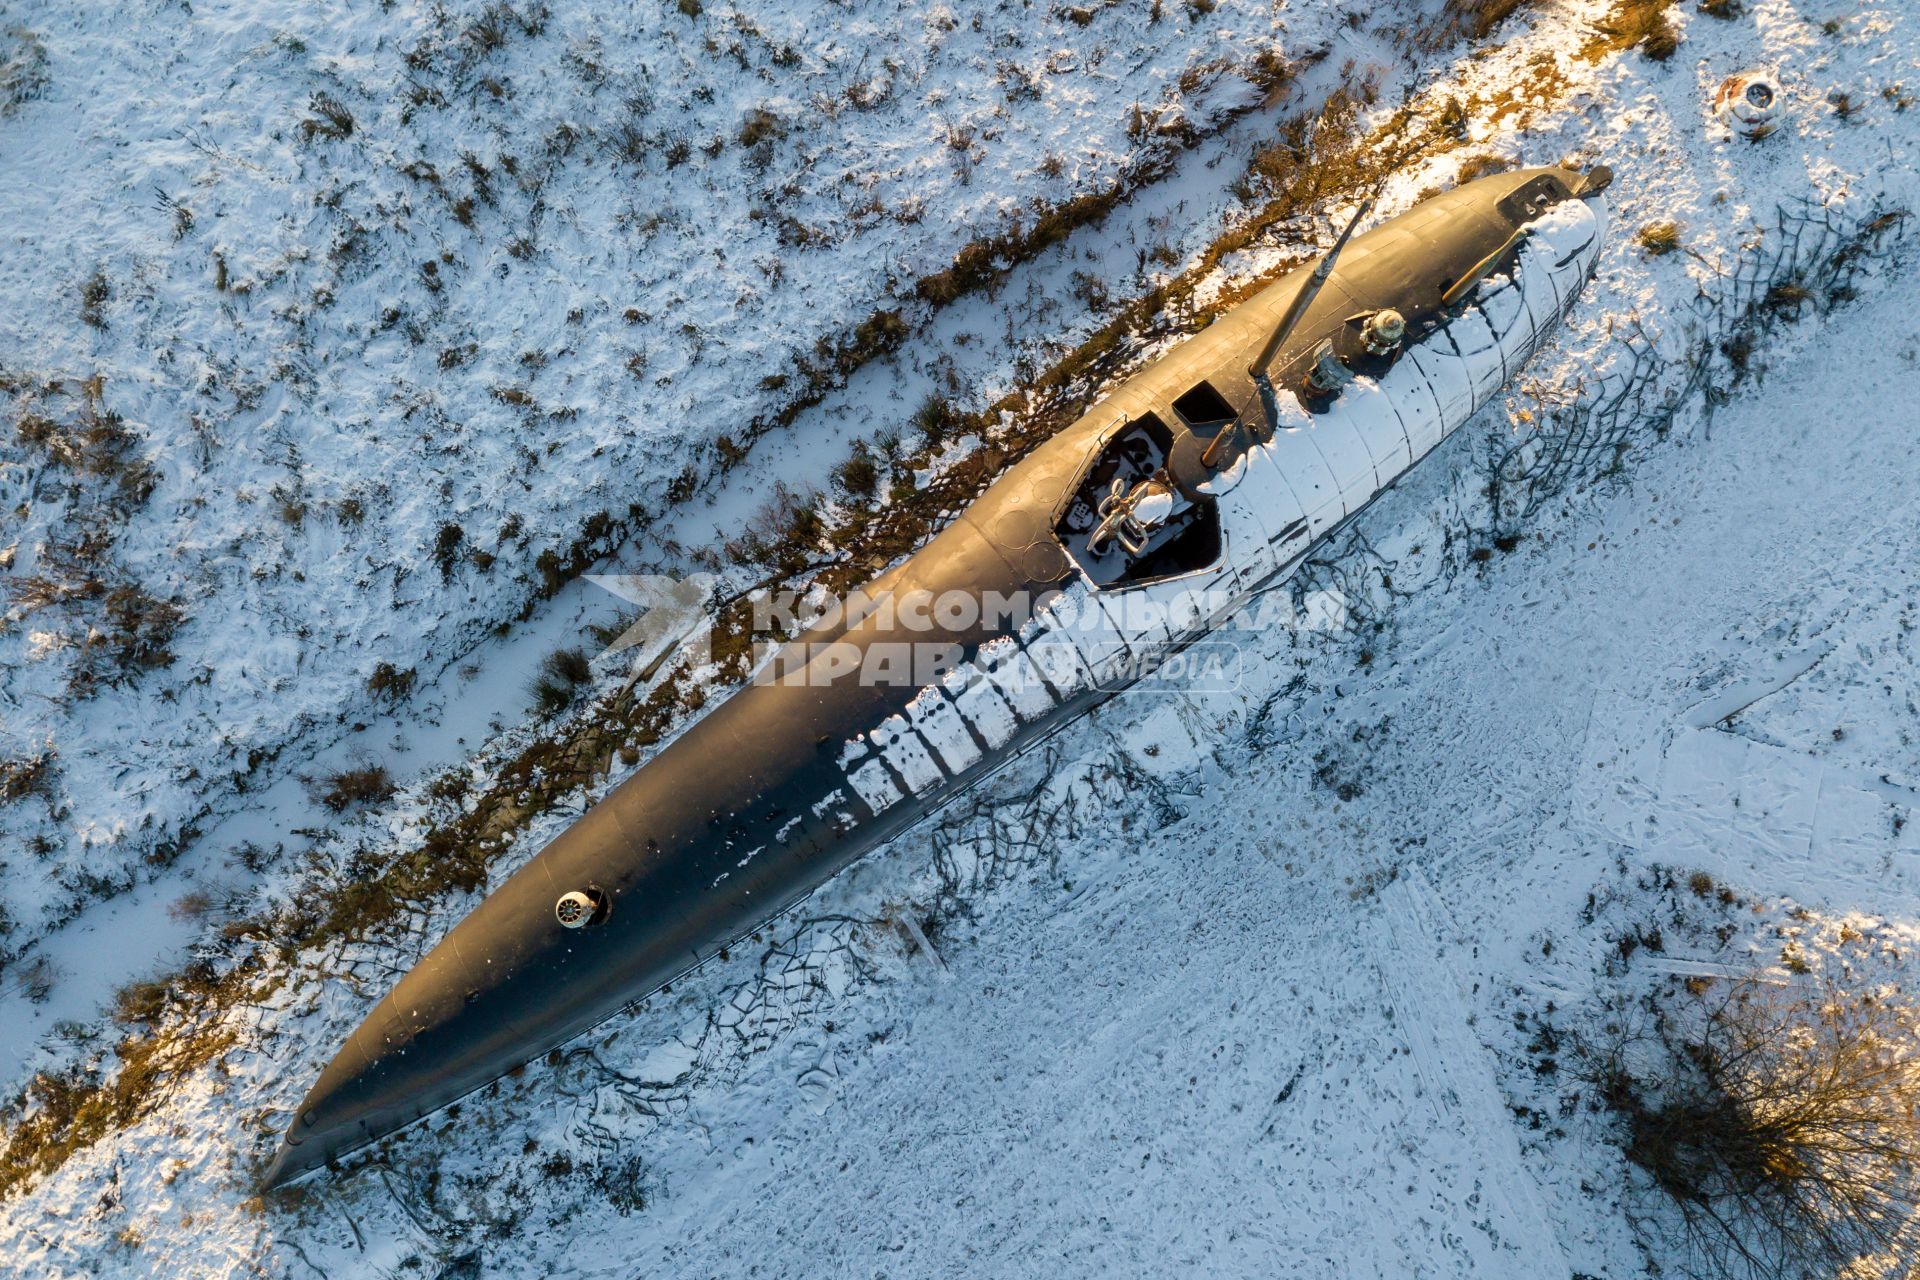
[{"left": 1200, "top": 196, "right": 1375, "bottom": 469}]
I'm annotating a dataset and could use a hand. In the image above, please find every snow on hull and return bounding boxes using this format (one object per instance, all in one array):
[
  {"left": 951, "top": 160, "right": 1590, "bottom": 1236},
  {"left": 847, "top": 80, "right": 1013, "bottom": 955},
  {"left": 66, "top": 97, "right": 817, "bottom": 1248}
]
[{"left": 263, "top": 168, "right": 1604, "bottom": 1187}]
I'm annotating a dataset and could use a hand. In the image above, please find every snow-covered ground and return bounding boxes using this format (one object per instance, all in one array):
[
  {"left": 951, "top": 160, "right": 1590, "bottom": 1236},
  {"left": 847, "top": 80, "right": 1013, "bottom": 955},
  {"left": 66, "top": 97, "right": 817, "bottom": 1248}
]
[
  {"left": 3, "top": 0, "right": 1920, "bottom": 1273},
  {"left": 0, "top": 0, "right": 1339, "bottom": 954}
]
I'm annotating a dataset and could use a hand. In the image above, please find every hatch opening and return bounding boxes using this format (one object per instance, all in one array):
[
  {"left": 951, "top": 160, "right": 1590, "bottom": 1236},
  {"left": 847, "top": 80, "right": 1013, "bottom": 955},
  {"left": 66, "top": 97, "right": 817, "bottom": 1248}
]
[
  {"left": 1172, "top": 381, "right": 1238, "bottom": 428},
  {"left": 1056, "top": 414, "right": 1222, "bottom": 589}
]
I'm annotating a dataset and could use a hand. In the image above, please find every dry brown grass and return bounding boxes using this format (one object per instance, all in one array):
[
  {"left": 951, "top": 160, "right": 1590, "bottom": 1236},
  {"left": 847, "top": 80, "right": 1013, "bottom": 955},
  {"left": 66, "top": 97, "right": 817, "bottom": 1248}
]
[
  {"left": 0, "top": 1025, "right": 243, "bottom": 1201},
  {"left": 297, "top": 92, "right": 355, "bottom": 143},
  {"left": 7, "top": 379, "right": 180, "bottom": 696},
  {"left": 318, "top": 765, "right": 397, "bottom": 812},
  {"left": 528, "top": 646, "right": 594, "bottom": 715},
  {"left": 366, "top": 661, "right": 417, "bottom": 703},
  {"left": 1638, "top": 219, "right": 1681, "bottom": 255},
  {"left": 1235, "top": 87, "right": 1367, "bottom": 206},
  {"left": 0, "top": 953, "right": 256, "bottom": 1203},
  {"left": 1583, "top": 0, "right": 1681, "bottom": 61},
  {"left": 1453, "top": 0, "right": 1541, "bottom": 39},
  {"left": 0, "top": 756, "right": 50, "bottom": 805},
  {"left": 1455, "top": 151, "right": 1514, "bottom": 182}
]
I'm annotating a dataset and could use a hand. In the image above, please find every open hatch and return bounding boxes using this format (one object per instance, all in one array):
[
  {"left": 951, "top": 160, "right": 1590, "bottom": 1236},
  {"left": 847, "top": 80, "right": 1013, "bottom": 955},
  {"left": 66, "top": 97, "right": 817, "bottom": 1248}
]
[{"left": 1054, "top": 412, "right": 1222, "bottom": 588}]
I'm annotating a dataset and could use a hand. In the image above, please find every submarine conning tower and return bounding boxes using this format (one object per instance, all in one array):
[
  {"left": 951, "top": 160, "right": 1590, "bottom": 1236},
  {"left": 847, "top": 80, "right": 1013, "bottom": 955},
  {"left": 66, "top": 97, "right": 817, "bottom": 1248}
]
[
  {"left": 1149, "top": 161, "right": 1612, "bottom": 504},
  {"left": 1082, "top": 161, "right": 1605, "bottom": 564}
]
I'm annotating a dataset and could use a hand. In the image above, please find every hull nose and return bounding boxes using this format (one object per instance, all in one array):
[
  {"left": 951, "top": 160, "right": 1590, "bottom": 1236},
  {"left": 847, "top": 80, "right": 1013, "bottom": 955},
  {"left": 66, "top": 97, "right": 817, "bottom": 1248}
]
[
  {"left": 262, "top": 798, "right": 663, "bottom": 1188},
  {"left": 259, "top": 1134, "right": 313, "bottom": 1191},
  {"left": 262, "top": 943, "right": 493, "bottom": 1187},
  {"left": 262, "top": 889, "right": 590, "bottom": 1187}
]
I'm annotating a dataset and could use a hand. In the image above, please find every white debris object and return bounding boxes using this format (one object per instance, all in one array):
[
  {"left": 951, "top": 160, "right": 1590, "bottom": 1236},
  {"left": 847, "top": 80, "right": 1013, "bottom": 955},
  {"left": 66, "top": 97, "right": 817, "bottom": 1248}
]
[{"left": 1714, "top": 70, "right": 1783, "bottom": 140}]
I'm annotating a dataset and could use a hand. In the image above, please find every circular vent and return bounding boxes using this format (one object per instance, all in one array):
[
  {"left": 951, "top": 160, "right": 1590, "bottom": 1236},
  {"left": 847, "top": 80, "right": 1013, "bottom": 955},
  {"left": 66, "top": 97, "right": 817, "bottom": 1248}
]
[{"left": 555, "top": 887, "right": 609, "bottom": 929}]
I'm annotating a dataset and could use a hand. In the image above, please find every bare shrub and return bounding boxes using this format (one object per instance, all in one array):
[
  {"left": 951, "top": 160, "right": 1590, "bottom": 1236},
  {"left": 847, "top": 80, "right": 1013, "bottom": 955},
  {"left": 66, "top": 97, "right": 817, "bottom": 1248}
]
[
  {"left": 319, "top": 765, "right": 396, "bottom": 812},
  {"left": 298, "top": 92, "right": 355, "bottom": 142},
  {"left": 529, "top": 646, "right": 593, "bottom": 715},
  {"left": 725, "top": 484, "right": 825, "bottom": 575},
  {"left": 1, "top": 26, "right": 51, "bottom": 117},
  {"left": 1584, "top": 977, "right": 1920, "bottom": 1278},
  {"left": 10, "top": 955, "right": 56, "bottom": 1004},
  {"left": 366, "top": 661, "right": 417, "bottom": 703},
  {"left": 166, "top": 892, "right": 215, "bottom": 922}
]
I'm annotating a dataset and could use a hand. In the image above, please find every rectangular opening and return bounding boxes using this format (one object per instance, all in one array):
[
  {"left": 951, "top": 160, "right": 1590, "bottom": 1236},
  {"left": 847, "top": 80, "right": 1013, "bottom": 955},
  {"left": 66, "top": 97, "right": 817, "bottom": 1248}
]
[{"left": 1172, "top": 381, "right": 1238, "bottom": 427}]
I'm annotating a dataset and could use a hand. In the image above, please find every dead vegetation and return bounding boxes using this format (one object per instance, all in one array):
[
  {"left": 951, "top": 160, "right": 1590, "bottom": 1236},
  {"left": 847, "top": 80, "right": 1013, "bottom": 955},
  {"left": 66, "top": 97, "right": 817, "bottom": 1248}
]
[
  {"left": 1234, "top": 84, "right": 1368, "bottom": 206},
  {"left": 318, "top": 765, "right": 397, "bottom": 812},
  {"left": 1584, "top": 977, "right": 1920, "bottom": 1278},
  {"left": 0, "top": 1002, "right": 246, "bottom": 1202},
  {"left": 736, "top": 105, "right": 783, "bottom": 148},
  {"left": 0, "top": 756, "right": 51, "bottom": 806},
  {"left": 1447, "top": 0, "right": 1543, "bottom": 40},
  {"left": 0, "top": 25, "right": 51, "bottom": 117},
  {"left": 833, "top": 448, "right": 881, "bottom": 499},
  {"left": 6, "top": 376, "right": 182, "bottom": 698},
  {"left": 1455, "top": 151, "right": 1514, "bottom": 183},
  {"left": 9, "top": 956, "right": 55, "bottom": 1004},
  {"left": 529, "top": 646, "right": 594, "bottom": 715},
  {"left": 78, "top": 272, "right": 110, "bottom": 329},
  {"left": 919, "top": 52, "right": 1307, "bottom": 305},
  {"left": 1584, "top": 0, "right": 1681, "bottom": 61},
  {"left": 14, "top": 391, "right": 152, "bottom": 495},
  {"left": 81, "top": 587, "right": 185, "bottom": 686},
  {"left": 366, "top": 661, "right": 418, "bottom": 703},
  {"left": 1638, "top": 219, "right": 1682, "bottom": 255},
  {"left": 916, "top": 181, "right": 1137, "bottom": 303},
  {"left": 297, "top": 92, "right": 356, "bottom": 143},
  {"left": 723, "top": 483, "right": 826, "bottom": 575}
]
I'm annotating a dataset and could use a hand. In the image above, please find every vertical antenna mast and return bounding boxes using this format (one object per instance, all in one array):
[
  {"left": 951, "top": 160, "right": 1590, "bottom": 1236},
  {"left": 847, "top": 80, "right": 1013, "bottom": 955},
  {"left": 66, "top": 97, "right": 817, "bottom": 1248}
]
[
  {"left": 1247, "top": 195, "right": 1374, "bottom": 380},
  {"left": 1201, "top": 197, "right": 1375, "bottom": 469}
]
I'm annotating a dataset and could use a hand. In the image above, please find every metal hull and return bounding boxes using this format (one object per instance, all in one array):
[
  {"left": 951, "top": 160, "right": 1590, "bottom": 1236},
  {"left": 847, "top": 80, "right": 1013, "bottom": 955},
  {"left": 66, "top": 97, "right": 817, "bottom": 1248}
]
[{"left": 263, "top": 167, "right": 1607, "bottom": 1186}]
